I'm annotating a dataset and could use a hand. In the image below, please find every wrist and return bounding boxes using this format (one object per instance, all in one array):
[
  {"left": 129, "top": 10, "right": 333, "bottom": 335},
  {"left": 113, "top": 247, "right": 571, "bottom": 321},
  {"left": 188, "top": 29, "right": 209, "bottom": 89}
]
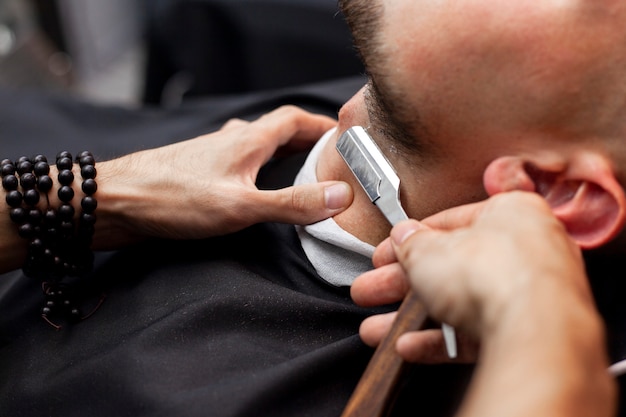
[
  {"left": 90, "top": 154, "right": 147, "bottom": 249},
  {"left": 467, "top": 277, "right": 615, "bottom": 417}
]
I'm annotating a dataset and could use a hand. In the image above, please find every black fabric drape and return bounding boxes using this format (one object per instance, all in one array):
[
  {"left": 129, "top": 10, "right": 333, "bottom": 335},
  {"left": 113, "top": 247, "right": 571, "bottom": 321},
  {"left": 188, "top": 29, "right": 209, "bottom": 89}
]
[{"left": 141, "top": 0, "right": 364, "bottom": 104}]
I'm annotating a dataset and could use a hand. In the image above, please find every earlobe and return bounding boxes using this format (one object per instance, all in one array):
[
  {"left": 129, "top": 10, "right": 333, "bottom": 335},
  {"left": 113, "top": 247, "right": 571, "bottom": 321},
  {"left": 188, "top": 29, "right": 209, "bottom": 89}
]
[{"left": 484, "top": 155, "right": 626, "bottom": 249}]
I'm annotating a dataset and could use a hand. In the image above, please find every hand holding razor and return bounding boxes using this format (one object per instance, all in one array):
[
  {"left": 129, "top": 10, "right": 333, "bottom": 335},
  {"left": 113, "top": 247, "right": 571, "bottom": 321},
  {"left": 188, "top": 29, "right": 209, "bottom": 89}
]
[
  {"left": 337, "top": 126, "right": 457, "bottom": 358},
  {"left": 337, "top": 126, "right": 457, "bottom": 417}
]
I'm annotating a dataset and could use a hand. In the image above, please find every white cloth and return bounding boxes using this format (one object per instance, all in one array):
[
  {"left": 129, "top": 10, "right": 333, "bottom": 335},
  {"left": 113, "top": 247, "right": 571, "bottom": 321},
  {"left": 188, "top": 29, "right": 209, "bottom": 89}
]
[{"left": 294, "top": 128, "right": 375, "bottom": 287}]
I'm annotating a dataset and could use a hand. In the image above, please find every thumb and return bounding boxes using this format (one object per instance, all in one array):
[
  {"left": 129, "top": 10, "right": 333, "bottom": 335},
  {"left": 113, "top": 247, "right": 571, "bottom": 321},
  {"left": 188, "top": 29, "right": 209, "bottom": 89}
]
[{"left": 259, "top": 181, "right": 353, "bottom": 225}]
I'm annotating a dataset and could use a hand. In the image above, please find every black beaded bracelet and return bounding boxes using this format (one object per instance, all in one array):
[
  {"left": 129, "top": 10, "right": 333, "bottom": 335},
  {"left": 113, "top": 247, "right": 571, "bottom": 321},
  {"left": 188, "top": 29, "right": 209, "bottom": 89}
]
[
  {"left": 1, "top": 151, "right": 100, "bottom": 328},
  {"left": 69, "top": 150, "right": 98, "bottom": 277}
]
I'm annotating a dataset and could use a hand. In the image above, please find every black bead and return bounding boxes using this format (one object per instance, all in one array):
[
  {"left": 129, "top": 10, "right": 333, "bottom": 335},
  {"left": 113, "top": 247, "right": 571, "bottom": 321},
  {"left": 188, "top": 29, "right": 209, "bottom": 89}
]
[
  {"left": 56, "top": 156, "right": 73, "bottom": 171},
  {"left": 44, "top": 226, "right": 59, "bottom": 240},
  {"left": 44, "top": 208, "right": 58, "bottom": 224},
  {"left": 2, "top": 174, "right": 18, "bottom": 191},
  {"left": 58, "top": 169, "right": 74, "bottom": 185},
  {"left": 1, "top": 162, "right": 15, "bottom": 177},
  {"left": 78, "top": 154, "right": 95, "bottom": 167},
  {"left": 52, "top": 254, "right": 64, "bottom": 270},
  {"left": 28, "top": 208, "right": 42, "bottom": 223},
  {"left": 23, "top": 188, "right": 40, "bottom": 206},
  {"left": 33, "top": 154, "right": 48, "bottom": 164},
  {"left": 58, "top": 185, "right": 74, "bottom": 202},
  {"left": 29, "top": 237, "right": 45, "bottom": 253},
  {"left": 80, "top": 164, "right": 97, "bottom": 180},
  {"left": 37, "top": 175, "right": 53, "bottom": 192},
  {"left": 5, "top": 190, "right": 22, "bottom": 207},
  {"left": 43, "top": 248, "right": 54, "bottom": 260},
  {"left": 60, "top": 220, "right": 74, "bottom": 233},
  {"left": 20, "top": 172, "right": 36, "bottom": 190},
  {"left": 16, "top": 160, "right": 33, "bottom": 175},
  {"left": 34, "top": 161, "right": 50, "bottom": 176},
  {"left": 9, "top": 207, "right": 26, "bottom": 223},
  {"left": 56, "top": 151, "right": 72, "bottom": 161},
  {"left": 18, "top": 222, "right": 36, "bottom": 239},
  {"left": 80, "top": 212, "right": 97, "bottom": 225},
  {"left": 58, "top": 203, "right": 75, "bottom": 220},
  {"left": 81, "top": 195, "right": 98, "bottom": 213},
  {"left": 82, "top": 178, "right": 97, "bottom": 195}
]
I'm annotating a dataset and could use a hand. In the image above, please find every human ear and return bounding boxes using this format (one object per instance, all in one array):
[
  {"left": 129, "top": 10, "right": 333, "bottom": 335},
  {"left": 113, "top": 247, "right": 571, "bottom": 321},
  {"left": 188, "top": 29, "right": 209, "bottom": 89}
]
[{"left": 483, "top": 154, "right": 626, "bottom": 249}]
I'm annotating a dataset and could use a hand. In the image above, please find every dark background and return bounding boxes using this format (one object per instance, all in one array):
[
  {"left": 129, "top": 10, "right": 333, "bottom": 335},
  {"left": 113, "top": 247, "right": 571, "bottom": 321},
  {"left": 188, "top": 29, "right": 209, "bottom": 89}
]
[{"left": 0, "top": 0, "right": 364, "bottom": 108}]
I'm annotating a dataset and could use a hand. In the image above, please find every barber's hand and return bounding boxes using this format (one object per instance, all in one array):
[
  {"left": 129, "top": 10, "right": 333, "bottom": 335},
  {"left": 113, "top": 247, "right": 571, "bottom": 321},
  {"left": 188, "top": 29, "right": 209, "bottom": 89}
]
[
  {"left": 353, "top": 192, "right": 588, "bottom": 364},
  {"left": 352, "top": 230, "right": 479, "bottom": 364},
  {"left": 93, "top": 105, "right": 352, "bottom": 248}
]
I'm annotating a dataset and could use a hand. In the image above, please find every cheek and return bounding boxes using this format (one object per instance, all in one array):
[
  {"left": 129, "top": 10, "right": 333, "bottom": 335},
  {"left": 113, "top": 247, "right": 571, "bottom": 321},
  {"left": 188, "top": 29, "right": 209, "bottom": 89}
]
[
  {"left": 337, "top": 88, "right": 371, "bottom": 133},
  {"left": 400, "top": 154, "right": 491, "bottom": 220}
]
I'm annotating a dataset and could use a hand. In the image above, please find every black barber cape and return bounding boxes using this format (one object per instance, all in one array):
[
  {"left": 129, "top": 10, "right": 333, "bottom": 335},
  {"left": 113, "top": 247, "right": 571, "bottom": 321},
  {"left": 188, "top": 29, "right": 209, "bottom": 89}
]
[
  {"left": 0, "top": 77, "right": 624, "bottom": 417},
  {"left": 0, "top": 77, "right": 472, "bottom": 417}
]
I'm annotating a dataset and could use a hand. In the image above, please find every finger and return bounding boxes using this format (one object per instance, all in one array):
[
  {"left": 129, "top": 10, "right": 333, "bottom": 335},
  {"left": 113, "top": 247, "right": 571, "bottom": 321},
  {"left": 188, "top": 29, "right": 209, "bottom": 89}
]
[
  {"left": 371, "top": 237, "right": 396, "bottom": 268},
  {"left": 253, "top": 106, "right": 337, "bottom": 151},
  {"left": 250, "top": 181, "right": 353, "bottom": 225},
  {"left": 359, "top": 311, "right": 398, "bottom": 348},
  {"left": 396, "top": 330, "right": 479, "bottom": 364},
  {"left": 420, "top": 192, "right": 550, "bottom": 231},
  {"left": 421, "top": 200, "right": 488, "bottom": 230},
  {"left": 351, "top": 263, "right": 410, "bottom": 307}
]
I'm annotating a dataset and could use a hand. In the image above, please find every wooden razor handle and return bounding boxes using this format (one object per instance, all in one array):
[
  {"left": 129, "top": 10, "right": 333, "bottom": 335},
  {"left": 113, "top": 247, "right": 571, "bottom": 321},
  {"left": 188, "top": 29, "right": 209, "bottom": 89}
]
[{"left": 341, "top": 290, "right": 428, "bottom": 417}]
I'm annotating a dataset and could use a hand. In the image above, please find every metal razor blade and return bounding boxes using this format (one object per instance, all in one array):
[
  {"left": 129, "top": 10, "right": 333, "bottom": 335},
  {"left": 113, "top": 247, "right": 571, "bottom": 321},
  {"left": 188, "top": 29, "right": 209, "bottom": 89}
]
[{"left": 336, "top": 126, "right": 457, "bottom": 359}]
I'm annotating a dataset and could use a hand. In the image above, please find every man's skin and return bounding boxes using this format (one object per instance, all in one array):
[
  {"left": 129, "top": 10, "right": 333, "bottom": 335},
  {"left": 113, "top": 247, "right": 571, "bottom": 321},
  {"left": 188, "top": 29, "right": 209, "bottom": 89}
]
[
  {"left": 374, "top": 193, "right": 617, "bottom": 417},
  {"left": 316, "top": 0, "right": 626, "bottom": 250},
  {"left": 329, "top": 0, "right": 626, "bottom": 340},
  {"left": 309, "top": 0, "right": 626, "bottom": 354},
  {"left": 305, "top": 1, "right": 626, "bottom": 414}
]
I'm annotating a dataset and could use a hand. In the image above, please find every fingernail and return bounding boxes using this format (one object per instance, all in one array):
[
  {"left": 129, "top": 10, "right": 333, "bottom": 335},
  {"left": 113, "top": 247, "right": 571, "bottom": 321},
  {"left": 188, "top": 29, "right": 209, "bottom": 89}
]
[
  {"left": 325, "top": 183, "right": 350, "bottom": 209},
  {"left": 391, "top": 221, "right": 425, "bottom": 245}
]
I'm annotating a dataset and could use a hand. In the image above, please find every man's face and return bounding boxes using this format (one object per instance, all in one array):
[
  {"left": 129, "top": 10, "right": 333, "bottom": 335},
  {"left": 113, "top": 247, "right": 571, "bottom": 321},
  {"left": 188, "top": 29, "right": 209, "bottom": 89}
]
[{"left": 336, "top": 0, "right": 626, "bottom": 220}]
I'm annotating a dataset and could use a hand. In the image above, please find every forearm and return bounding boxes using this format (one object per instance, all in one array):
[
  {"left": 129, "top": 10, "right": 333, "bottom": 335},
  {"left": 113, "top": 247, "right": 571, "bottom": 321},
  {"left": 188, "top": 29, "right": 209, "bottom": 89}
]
[
  {"left": 0, "top": 106, "right": 345, "bottom": 275},
  {"left": 458, "top": 285, "right": 616, "bottom": 417}
]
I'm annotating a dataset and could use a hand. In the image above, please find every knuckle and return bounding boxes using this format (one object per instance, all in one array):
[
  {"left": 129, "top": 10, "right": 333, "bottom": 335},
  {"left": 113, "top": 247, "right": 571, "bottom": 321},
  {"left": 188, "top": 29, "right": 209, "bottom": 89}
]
[
  {"left": 222, "top": 118, "right": 246, "bottom": 129},
  {"left": 276, "top": 104, "right": 301, "bottom": 116},
  {"left": 290, "top": 188, "right": 310, "bottom": 213}
]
